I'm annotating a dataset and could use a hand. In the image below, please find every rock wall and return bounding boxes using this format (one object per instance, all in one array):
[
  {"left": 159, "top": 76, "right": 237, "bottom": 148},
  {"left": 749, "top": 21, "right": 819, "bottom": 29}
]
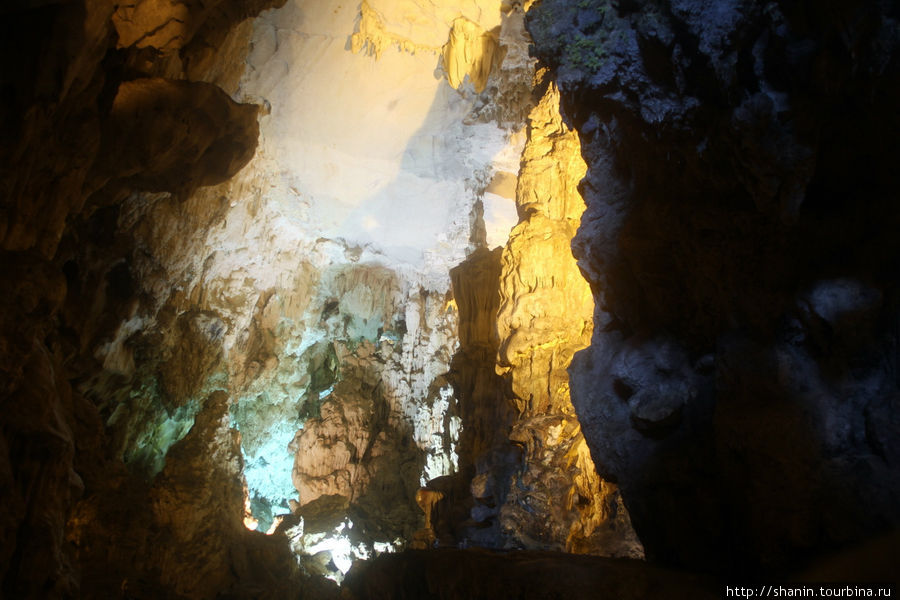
[
  {"left": 439, "top": 74, "right": 641, "bottom": 557},
  {"left": 14, "top": 0, "right": 895, "bottom": 594},
  {"left": 342, "top": 548, "right": 718, "bottom": 600},
  {"left": 528, "top": 0, "right": 900, "bottom": 575},
  {"left": 0, "top": 0, "right": 290, "bottom": 596}
]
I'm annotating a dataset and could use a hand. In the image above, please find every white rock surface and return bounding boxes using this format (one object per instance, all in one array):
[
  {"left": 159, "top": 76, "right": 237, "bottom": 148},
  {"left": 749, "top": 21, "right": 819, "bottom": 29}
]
[
  {"left": 175, "top": 0, "right": 529, "bottom": 551},
  {"left": 235, "top": 0, "right": 518, "bottom": 272}
]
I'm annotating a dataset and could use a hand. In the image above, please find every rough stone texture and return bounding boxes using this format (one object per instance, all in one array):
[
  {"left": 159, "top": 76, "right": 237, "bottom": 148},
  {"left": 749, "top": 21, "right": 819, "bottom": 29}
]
[
  {"left": 0, "top": 0, "right": 115, "bottom": 257},
  {"left": 412, "top": 15, "right": 643, "bottom": 557},
  {"left": 8, "top": 0, "right": 899, "bottom": 595},
  {"left": 67, "top": 391, "right": 338, "bottom": 600},
  {"left": 442, "top": 17, "right": 502, "bottom": 93},
  {"left": 44, "top": 0, "right": 584, "bottom": 587},
  {"left": 0, "top": 0, "right": 290, "bottom": 596},
  {"left": 93, "top": 77, "right": 260, "bottom": 196},
  {"left": 436, "top": 76, "right": 645, "bottom": 555},
  {"left": 351, "top": 0, "right": 504, "bottom": 56},
  {"left": 494, "top": 76, "right": 641, "bottom": 557},
  {"left": 0, "top": 254, "right": 80, "bottom": 598},
  {"left": 0, "top": 2, "right": 641, "bottom": 593},
  {"left": 529, "top": 0, "right": 900, "bottom": 575},
  {"left": 288, "top": 355, "right": 424, "bottom": 542},
  {"left": 445, "top": 246, "right": 518, "bottom": 547}
]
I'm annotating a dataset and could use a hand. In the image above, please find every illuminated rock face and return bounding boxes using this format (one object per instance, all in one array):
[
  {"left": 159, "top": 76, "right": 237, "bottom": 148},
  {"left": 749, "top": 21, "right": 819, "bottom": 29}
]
[
  {"left": 529, "top": 0, "right": 900, "bottom": 574},
  {"left": 441, "top": 78, "right": 640, "bottom": 556},
  {"left": 2, "top": 0, "right": 651, "bottom": 590},
  {"left": 193, "top": 0, "right": 526, "bottom": 565},
  {"left": 74, "top": 0, "right": 641, "bottom": 581},
  {"left": 494, "top": 79, "right": 641, "bottom": 556},
  {"left": 0, "top": 0, "right": 641, "bottom": 594},
  {"left": 4, "top": 0, "right": 898, "bottom": 595},
  {"left": 68, "top": 0, "right": 613, "bottom": 582}
]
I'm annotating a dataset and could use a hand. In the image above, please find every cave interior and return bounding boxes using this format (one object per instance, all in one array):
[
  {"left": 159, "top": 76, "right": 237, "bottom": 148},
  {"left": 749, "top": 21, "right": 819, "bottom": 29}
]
[{"left": 1, "top": 0, "right": 899, "bottom": 598}]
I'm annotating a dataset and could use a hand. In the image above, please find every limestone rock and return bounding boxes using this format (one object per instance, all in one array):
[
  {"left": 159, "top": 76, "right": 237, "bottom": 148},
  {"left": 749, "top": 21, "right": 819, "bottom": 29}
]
[
  {"left": 150, "top": 392, "right": 245, "bottom": 596},
  {"left": 94, "top": 78, "right": 260, "bottom": 196},
  {"left": 112, "top": 0, "right": 288, "bottom": 56},
  {"left": 530, "top": 0, "right": 900, "bottom": 573},
  {"left": 7, "top": 0, "right": 897, "bottom": 594},
  {"left": 159, "top": 309, "right": 227, "bottom": 406},
  {"left": 351, "top": 0, "right": 503, "bottom": 57},
  {"left": 0, "top": 0, "right": 295, "bottom": 595},
  {"left": 442, "top": 18, "right": 501, "bottom": 93},
  {"left": 67, "top": 392, "right": 330, "bottom": 599},
  {"left": 494, "top": 79, "right": 641, "bottom": 557},
  {"left": 0, "top": 0, "right": 115, "bottom": 256}
]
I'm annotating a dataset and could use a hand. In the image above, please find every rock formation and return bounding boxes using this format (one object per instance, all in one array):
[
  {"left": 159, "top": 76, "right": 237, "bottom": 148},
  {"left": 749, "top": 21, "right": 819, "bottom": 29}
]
[
  {"left": 494, "top": 75, "right": 641, "bottom": 556},
  {"left": 5, "top": 0, "right": 643, "bottom": 593},
  {"left": 1, "top": 0, "right": 291, "bottom": 595},
  {"left": 342, "top": 548, "right": 718, "bottom": 600},
  {"left": 529, "top": 0, "right": 900, "bottom": 575},
  {"left": 2, "top": 0, "right": 898, "bottom": 597}
]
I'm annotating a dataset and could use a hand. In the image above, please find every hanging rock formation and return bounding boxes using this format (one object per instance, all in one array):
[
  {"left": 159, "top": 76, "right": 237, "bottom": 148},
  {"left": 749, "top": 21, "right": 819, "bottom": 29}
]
[{"left": 4, "top": 0, "right": 642, "bottom": 593}]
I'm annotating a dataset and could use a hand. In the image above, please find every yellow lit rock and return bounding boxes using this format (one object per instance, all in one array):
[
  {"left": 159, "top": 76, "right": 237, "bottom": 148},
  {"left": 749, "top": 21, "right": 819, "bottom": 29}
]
[
  {"left": 415, "top": 488, "right": 445, "bottom": 531},
  {"left": 352, "top": 0, "right": 503, "bottom": 55},
  {"left": 113, "top": 0, "right": 191, "bottom": 51},
  {"left": 442, "top": 18, "right": 501, "bottom": 93},
  {"left": 495, "top": 77, "right": 643, "bottom": 557},
  {"left": 352, "top": 0, "right": 503, "bottom": 92}
]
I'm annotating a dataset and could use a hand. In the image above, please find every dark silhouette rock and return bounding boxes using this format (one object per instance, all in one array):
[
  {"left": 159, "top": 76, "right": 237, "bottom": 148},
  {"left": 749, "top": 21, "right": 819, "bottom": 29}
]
[{"left": 529, "top": 0, "right": 900, "bottom": 574}]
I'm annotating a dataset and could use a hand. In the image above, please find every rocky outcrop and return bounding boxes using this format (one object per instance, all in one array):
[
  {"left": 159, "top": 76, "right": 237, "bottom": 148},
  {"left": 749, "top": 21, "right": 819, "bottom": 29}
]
[
  {"left": 8, "top": 0, "right": 897, "bottom": 595},
  {"left": 68, "top": 391, "right": 337, "bottom": 600},
  {"left": 528, "top": 0, "right": 900, "bottom": 574},
  {"left": 0, "top": 0, "right": 115, "bottom": 257},
  {"left": 0, "top": 254, "right": 81, "bottom": 597},
  {"left": 434, "top": 73, "right": 641, "bottom": 558},
  {"left": 442, "top": 18, "right": 501, "bottom": 93},
  {"left": 445, "top": 246, "right": 517, "bottom": 546},
  {"left": 0, "top": 0, "right": 286, "bottom": 596},
  {"left": 93, "top": 78, "right": 259, "bottom": 196},
  {"left": 44, "top": 0, "right": 551, "bottom": 588},
  {"left": 495, "top": 76, "right": 641, "bottom": 556},
  {"left": 288, "top": 352, "right": 424, "bottom": 540}
]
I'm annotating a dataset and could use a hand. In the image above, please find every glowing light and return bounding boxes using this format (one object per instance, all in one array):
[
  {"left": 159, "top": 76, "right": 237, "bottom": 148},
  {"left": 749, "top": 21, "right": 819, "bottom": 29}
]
[
  {"left": 284, "top": 517, "right": 397, "bottom": 583},
  {"left": 362, "top": 215, "right": 379, "bottom": 231},
  {"left": 373, "top": 540, "right": 401, "bottom": 553},
  {"left": 243, "top": 489, "right": 259, "bottom": 531}
]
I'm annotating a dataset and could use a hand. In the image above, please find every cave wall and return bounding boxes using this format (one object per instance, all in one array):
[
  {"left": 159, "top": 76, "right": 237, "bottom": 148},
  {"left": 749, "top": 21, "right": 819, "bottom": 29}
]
[
  {"left": 528, "top": 0, "right": 900, "bottom": 575},
  {"left": 0, "top": 0, "right": 334, "bottom": 596},
  {"left": 9, "top": 0, "right": 896, "bottom": 594},
  {"left": 2, "top": 0, "right": 647, "bottom": 595}
]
